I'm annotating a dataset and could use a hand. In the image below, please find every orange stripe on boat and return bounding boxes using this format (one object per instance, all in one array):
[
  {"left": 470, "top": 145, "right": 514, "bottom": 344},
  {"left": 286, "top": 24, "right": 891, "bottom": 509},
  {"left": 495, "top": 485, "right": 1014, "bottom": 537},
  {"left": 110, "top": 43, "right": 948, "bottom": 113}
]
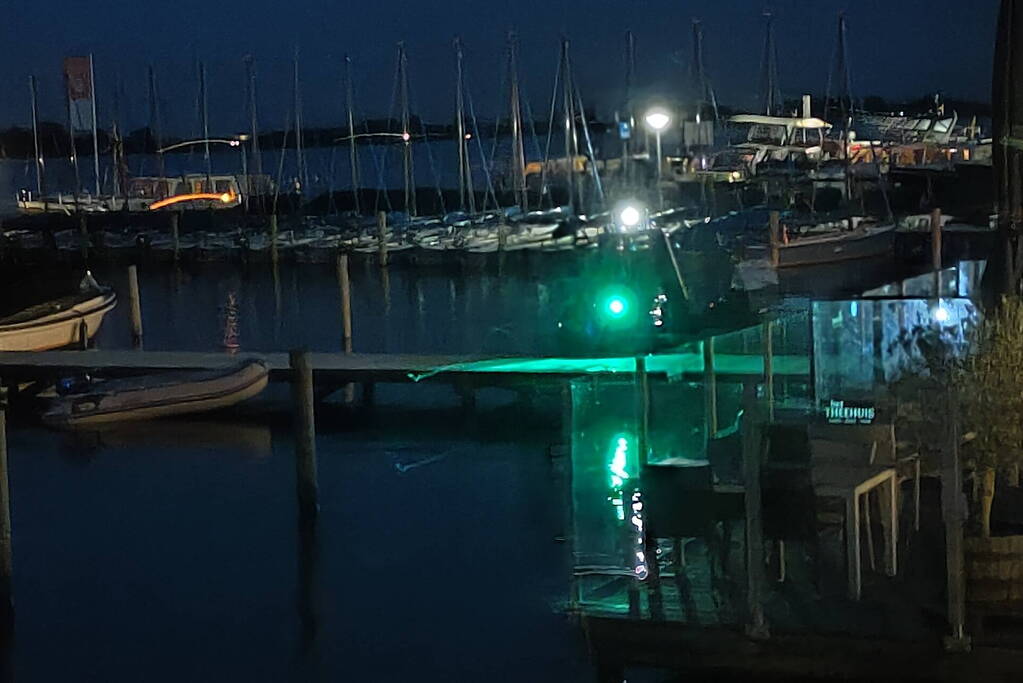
[{"left": 149, "top": 192, "right": 236, "bottom": 210}]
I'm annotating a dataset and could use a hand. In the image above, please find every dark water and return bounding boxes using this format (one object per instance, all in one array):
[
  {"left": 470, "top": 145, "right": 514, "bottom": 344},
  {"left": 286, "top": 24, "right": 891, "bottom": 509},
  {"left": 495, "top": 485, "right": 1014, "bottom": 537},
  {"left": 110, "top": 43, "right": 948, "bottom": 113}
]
[{"left": 4, "top": 261, "right": 611, "bottom": 682}]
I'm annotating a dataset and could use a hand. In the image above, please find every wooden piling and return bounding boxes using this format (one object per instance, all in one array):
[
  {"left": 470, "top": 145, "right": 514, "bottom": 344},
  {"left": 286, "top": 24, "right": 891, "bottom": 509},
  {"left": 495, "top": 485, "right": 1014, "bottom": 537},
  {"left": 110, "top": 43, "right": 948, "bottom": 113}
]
[
  {"left": 763, "top": 320, "right": 775, "bottom": 421},
  {"left": 377, "top": 211, "right": 388, "bottom": 268},
  {"left": 337, "top": 252, "right": 354, "bottom": 403},
  {"left": 289, "top": 350, "right": 319, "bottom": 519},
  {"left": 127, "top": 265, "right": 143, "bottom": 349},
  {"left": 337, "top": 253, "right": 353, "bottom": 350},
  {"left": 941, "top": 394, "right": 971, "bottom": 652},
  {"left": 0, "top": 388, "right": 12, "bottom": 620},
  {"left": 636, "top": 356, "right": 650, "bottom": 468},
  {"left": 768, "top": 211, "right": 781, "bottom": 267},
  {"left": 703, "top": 338, "right": 718, "bottom": 438},
  {"left": 931, "top": 208, "right": 943, "bottom": 294},
  {"left": 170, "top": 212, "right": 180, "bottom": 262},
  {"left": 742, "top": 384, "right": 769, "bottom": 639}
]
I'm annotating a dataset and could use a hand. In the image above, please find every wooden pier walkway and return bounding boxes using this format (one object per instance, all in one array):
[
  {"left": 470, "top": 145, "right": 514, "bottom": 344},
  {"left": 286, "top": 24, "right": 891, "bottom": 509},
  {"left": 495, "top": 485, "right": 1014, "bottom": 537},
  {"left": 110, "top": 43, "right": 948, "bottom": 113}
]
[{"left": 0, "top": 349, "right": 810, "bottom": 385}]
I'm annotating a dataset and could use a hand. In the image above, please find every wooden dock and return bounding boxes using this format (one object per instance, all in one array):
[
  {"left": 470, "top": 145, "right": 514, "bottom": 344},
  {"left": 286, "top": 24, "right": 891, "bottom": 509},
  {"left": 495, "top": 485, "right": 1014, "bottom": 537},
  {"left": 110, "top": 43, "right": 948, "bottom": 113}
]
[{"left": 0, "top": 349, "right": 810, "bottom": 386}]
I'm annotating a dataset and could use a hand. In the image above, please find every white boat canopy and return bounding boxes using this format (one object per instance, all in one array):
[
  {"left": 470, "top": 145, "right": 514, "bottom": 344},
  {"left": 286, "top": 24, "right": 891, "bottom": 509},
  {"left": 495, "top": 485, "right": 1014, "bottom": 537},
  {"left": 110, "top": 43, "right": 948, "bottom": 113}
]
[{"left": 728, "top": 114, "right": 833, "bottom": 130}]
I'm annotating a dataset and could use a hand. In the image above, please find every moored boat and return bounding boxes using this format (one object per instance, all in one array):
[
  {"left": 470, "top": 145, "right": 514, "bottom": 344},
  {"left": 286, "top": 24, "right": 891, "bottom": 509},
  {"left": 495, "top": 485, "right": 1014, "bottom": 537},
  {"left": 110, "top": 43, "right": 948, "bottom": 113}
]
[
  {"left": 0, "top": 275, "right": 116, "bottom": 351},
  {"left": 43, "top": 359, "right": 269, "bottom": 428},
  {"left": 768, "top": 218, "right": 896, "bottom": 268}
]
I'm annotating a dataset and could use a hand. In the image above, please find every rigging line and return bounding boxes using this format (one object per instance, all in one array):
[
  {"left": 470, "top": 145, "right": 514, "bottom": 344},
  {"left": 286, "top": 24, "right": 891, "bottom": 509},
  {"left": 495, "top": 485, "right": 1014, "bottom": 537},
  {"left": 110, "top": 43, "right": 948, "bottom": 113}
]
[
  {"left": 374, "top": 50, "right": 403, "bottom": 215},
  {"left": 344, "top": 56, "right": 362, "bottom": 214},
  {"left": 271, "top": 107, "right": 292, "bottom": 217},
  {"left": 484, "top": 50, "right": 510, "bottom": 212},
  {"left": 521, "top": 87, "right": 543, "bottom": 167},
  {"left": 575, "top": 85, "right": 605, "bottom": 209},
  {"left": 404, "top": 60, "right": 446, "bottom": 216},
  {"left": 467, "top": 89, "right": 499, "bottom": 211},
  {"left": 540, "top": 52, "right": 563, "bottom": 209}
]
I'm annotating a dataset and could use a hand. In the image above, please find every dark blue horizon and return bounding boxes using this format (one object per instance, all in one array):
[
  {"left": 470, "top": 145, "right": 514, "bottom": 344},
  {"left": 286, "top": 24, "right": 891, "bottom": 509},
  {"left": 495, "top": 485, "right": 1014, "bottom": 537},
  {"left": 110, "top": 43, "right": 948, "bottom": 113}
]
[{"left": 0, "top": 0, "right": 998, "bottom": 136}]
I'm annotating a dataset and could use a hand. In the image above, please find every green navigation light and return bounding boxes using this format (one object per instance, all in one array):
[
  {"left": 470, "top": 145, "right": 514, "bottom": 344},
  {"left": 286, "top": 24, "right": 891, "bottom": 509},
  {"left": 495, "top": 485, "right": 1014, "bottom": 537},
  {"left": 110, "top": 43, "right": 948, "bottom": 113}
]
[{"left": 606, "top": 296, "right": 627, "bottom": 318}]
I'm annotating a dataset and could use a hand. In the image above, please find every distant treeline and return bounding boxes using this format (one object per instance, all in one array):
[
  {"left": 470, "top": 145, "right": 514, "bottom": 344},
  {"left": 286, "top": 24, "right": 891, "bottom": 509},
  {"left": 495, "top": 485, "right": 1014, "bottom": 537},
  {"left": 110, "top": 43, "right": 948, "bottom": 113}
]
[
  {"left": 0, "top": 111, "right": 610, "bottom": 160},
  {"left": 0, "top": 93, "right": 988, "bottom": 160}
]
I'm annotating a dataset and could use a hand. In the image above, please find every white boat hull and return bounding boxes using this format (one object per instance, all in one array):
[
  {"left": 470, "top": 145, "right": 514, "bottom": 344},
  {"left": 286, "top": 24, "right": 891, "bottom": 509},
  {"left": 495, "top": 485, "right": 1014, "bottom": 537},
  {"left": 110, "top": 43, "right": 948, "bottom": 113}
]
[{"left": 0, "top": 292, "right": 117, "bottom": 352}]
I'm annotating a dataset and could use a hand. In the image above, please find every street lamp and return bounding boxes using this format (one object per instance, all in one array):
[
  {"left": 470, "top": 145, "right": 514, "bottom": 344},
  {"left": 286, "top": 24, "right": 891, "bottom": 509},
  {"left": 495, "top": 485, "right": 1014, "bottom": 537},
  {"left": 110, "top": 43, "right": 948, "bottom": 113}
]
[
  {"left": 645, "top": 108, "right": 671, "bottom": 207},
  {"left": 645, "top": 109, "right": 670, "bottom": 174},
  {"left": 613, "top": 200, "right": 649, "bottom": 233}
]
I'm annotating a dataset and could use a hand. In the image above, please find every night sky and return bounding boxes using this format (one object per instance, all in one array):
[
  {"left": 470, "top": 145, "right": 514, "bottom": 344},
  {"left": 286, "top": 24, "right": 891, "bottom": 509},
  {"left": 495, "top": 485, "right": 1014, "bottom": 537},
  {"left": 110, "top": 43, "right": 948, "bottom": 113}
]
[{"left": 0, "top": 0, "right": 999, "bottom": 134}]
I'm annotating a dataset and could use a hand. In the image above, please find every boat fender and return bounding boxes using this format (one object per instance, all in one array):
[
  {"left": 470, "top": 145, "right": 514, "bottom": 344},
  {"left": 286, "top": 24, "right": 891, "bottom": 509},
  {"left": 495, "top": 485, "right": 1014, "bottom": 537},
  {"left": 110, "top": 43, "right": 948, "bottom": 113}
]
[{"left": 782, "top": 225, "right": 790, "bottom": 245}]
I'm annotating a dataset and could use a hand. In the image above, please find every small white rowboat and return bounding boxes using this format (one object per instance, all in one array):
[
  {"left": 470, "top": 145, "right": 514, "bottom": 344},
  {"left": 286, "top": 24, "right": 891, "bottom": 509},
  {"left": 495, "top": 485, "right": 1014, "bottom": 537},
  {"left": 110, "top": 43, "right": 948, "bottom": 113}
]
[{"left": 0, "top": 289, "right": 117, "bottom": 352}]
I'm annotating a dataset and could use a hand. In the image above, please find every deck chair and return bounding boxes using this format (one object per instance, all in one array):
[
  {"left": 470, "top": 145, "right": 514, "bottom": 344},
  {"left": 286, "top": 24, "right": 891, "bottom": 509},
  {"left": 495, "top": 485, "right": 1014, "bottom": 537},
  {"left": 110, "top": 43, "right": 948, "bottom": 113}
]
[{"left": 809, "top": 422, "right": 921, "bottom": 532}]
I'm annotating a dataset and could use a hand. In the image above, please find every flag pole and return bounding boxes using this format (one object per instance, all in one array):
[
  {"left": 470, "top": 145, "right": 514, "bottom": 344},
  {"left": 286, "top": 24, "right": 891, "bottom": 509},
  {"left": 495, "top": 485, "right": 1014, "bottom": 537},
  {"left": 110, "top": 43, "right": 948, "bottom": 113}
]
[{"left": 89, "top": 54, "right": 100, "bottom": 196}]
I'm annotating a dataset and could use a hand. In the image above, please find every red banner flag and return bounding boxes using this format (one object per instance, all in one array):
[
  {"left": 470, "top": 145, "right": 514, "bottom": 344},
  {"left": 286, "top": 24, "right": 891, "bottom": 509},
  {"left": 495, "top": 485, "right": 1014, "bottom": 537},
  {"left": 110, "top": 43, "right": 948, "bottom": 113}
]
[{"left": 63, "top": 56, "right": 94, "bottom": 132}]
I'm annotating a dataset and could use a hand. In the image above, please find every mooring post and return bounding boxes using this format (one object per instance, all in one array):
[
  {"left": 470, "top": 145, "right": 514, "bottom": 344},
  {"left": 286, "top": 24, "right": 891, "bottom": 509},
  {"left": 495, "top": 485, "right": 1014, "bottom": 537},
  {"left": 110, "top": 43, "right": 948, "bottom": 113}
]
[
  {"left": 377, "top": 211, "right": 388, "bottom": 268},
  {"left": 290, "top": 351, "right": 319, "bottom": 520},
  {"left": 127, "top": 265, "right": 143, "bottom": 349},
  {"left": 636, "top": 356, "right": 650, "bottom": 468},
  {"left": 170, "top": 212, "right": 180, "bottom": 262},
  {"left": 762, "top": 320, "right": 775, "bottom": 421},
  {"left": 768, "top": 211, "right": 781, "bottom": 267},
  {"left": 742, "top": 384, "right": 769, "bottom": 640},
  {"left": 498, "top": 224, "right": 509, "bottom": 252},
  {"left": 703, "top": 337, "right": 718, "bottom": 439},
  {"left": 337, "top": 252, "right": 354, "bottom": 404},
  {"left": 942, "top": 394, "right": 971, "bottom": 652},
  {"left": 931, "top": 207, "right": 943, "bottom": 294},
  {"left": 0, "top": 388, "right": 13, "bottom": 624}
]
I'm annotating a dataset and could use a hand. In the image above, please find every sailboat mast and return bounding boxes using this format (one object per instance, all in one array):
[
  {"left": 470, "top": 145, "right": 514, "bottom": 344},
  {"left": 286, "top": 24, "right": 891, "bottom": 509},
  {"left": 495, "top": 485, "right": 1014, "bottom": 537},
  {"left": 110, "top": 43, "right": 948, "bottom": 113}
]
[
  {"left": 623, "top": 30, "right": 636, "bottom": 175},
  {"left": 759, "top": 11, "right": 781, "bottom": 115},
  {"left": 508, "top": 32, "right": 527, "bottom": 211},
  {"left": 244, "top": 56, "right": 263, "bottom": 179},
  {"left": 199, "top": 61, "right": 212, "bottom": 188},
  {"left": 89, "top": 55, "right": 100, "bottom": 196},
  {"left": 64, "top": 72, "right": 82, "bottom": 204},
  {"left": 29, "top": 75, "right": 44, "bottom": 195},
  {"left": 147, "top": 65, "right": 166, "bottom": 182},
  {"left": 344, "top": 55, "right": 361, "bottom": 215},
  {"left": 454, "top": 38, "right": 470, "bottom": 213},
  {"left": 693, "top": 20, "right": 719, "bottom": 123},
  {"left": 398, "top": 43, "right": 416, "bottom": 217},
  {"left": 293, "top": 47, "right": 308, "bottom": 199},
  {"left": 561, "top": 39, "right": 577, "bottom": 213}
]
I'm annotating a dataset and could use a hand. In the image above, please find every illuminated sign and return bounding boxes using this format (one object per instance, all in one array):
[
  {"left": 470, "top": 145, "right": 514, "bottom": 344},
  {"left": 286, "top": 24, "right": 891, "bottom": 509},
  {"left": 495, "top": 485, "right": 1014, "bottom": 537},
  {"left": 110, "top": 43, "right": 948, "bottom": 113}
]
[{"left": 825, "top": 400, "right": 876, "bottom": 425}]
